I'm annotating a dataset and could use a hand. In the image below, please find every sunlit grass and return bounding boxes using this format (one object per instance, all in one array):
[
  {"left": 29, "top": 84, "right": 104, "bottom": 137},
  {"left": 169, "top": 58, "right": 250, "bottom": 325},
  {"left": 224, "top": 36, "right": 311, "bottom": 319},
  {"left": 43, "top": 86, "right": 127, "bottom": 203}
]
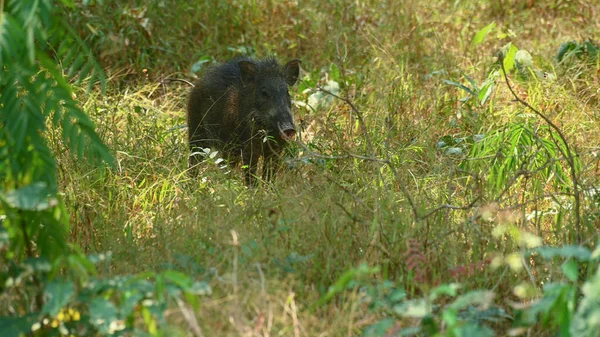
[{"left": 52, "top": 0, "right": 600, "bottom": 335}]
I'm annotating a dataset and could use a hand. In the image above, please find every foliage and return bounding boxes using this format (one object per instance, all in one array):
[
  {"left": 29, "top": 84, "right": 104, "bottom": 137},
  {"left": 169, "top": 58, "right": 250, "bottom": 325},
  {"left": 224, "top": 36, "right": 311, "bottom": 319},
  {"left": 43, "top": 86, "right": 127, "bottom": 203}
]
[
  {"left": 319, "top": 265, "right": 508, "bottom": 337},
  {"left": 511, "top": 244, "right": 600, "bottom": 337},
  {"left": 1, "top": 252, "right": 210, "bottom": 337},
  {"left": 0, "top": 1, "right": 205, "bottom": 336},
  {"left": 0, "top": 0, "right": 110, "bottom": 273},
  {"left": 2, "top": 0, "right": 600, "bottom": 336},
  {"left": 556, "top": 40, "right": 599, "bottom": 64}
]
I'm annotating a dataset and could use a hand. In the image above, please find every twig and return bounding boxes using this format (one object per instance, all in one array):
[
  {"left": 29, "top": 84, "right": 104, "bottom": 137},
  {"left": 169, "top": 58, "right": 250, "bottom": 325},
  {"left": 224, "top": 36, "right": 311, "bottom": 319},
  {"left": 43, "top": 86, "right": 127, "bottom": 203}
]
[
  {"left": 294, "top": 139, "right": 388, "bottom": 163},
  {"left": 175, "top": 297, "right": 205, "bottom": 337},
  {"left": 382, "top": 113, "right": 420, "bottom": 219},
  {"left": 419, "top": 196, "right": 482, "bottom": 220},
  {"left": 160, "top": 78, "right": 195, "bottom": 87},
  {"left": 19, "top": 214, "right": 44, "bottom": 311},
  {"left": 317, "top": 85, "right": 374, "bottom": 154},
  {"left": 498, "top": 53, "right": 581, "bottom": 243}
]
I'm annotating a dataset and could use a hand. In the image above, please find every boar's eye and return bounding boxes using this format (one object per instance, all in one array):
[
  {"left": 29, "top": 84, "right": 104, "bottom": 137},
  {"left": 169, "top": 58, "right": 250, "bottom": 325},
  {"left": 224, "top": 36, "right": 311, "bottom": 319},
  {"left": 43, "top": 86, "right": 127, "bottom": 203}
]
[{"left": 260, "top": 89, "right": 269, "bottom": 99}]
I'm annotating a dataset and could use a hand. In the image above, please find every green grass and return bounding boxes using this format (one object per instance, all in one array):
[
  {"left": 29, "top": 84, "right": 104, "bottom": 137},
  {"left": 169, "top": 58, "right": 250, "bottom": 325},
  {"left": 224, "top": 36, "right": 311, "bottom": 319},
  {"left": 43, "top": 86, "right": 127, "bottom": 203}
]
[{"left": 51, "top": 0, "right": 600, "bottom": 335}]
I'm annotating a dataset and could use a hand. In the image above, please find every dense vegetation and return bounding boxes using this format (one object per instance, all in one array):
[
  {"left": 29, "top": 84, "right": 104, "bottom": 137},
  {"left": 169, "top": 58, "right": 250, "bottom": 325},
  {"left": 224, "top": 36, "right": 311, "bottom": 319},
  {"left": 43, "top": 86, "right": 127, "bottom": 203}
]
[{"left": 1, "top": 0, "right": 599, "bottom": 336}]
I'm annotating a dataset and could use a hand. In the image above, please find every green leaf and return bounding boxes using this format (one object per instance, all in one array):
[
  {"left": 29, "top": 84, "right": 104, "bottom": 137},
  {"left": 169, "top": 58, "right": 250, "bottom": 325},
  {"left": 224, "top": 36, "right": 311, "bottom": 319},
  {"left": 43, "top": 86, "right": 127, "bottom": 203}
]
[
  {"left": 42, "top": 280, "right": 75, "bottom": 317},
  {"left": 363, "top": 318, "right": 396, "bottom": 337},
  {"left": 478, "top": 81, "right": 494, "bottom": 105},
  {"left": 0, "top": 226, "right": 8, "bottom": 249},
  {"left": 515, "top": 50, "right": 534, "bottom": 68},
  {"left": 393, "top": 299, "right": 430, "bottom": 318},
  {"left": 585, "top": 41, "right": 598, "bottom": 59},
  {"left": 155, "top": 273, "right": 165, "bottom": 303},
  {"left": 314, "top": 264, "right": 378, "bottom": 308},
  {"left": 556, "top": 41, "right": 578, "bottom": 63},
  {"left": 1, "top": 182, "right": 52, "bottom": 211},
  {"left": 67, "top": 253, "right": 96, "bottom": 282},
  {"left": 503, "top": 43, "right": 519, "bottom": 72},
  {"left": 448, "top": 290, "right": 494, "bottom": 311},
  {"left": 454, "top": 323, "right": 495, "bottom": 337},
  {"left": 89, "top": 297, "right": 119, "bottom": 334},
  {"left": 561, "top": 260, "right": 578, "bottom": 282},
  {"left": 442, "top": 308, "right": 458, "bottom": 326},
  {"left": 162, "top": 270, "right": 192, "bottom": 289},
  {"left": 23, "top": 257, "right": 52, "bottom": 273},
  {"left": 532, "top": 245, "right": 592, "bottom": 261},
  {"left": 141, "top": 306, "right": 158, "bottom": 336},
  {"left": 430, "top": 283, "right": 460, "bottom": 301},
  {"left": 121, "top": 291, "right": 145, "bottom": 317},
  {"left": 571, "top": 267, "right": 600, "bottom": 336},
  {"left": 0, "top": 314, "right": 39, "bottom": 337},
  {"left": 188, "top": 281, "right": 212, "bottom": 296},
  {"left": 472, "top": 22, "right": 496, "bottom": 47},
  {"left": 444, "top": 80, "right": 478, "bottom": 96}
]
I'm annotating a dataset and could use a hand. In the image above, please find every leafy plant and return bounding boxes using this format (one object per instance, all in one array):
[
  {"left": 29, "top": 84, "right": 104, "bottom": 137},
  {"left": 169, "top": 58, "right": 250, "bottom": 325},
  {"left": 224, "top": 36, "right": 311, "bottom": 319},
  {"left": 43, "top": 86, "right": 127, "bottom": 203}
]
[
  {"left": 511, "top": 244, "right": 600, "bottom": 337},
  {"left": 556, "top": 40, "right": 599, "bottom": 64},
  {"left": 0, "top": 1, "right": 207, "bottom": 336},
  {"left": 317, "top": 264, "right": 510, "bottom": 336},
  {"left": 1, "top": 0, "right": 111, "bottom": 290},
  {"left": 461, "top": 121, "right": 578, "bottom": 196}
]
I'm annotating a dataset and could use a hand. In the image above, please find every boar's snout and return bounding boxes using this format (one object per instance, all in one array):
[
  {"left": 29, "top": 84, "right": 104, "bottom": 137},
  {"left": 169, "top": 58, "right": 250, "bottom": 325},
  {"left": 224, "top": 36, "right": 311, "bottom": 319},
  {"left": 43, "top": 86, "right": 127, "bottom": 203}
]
[{"left": 278, "top": 122, "right": 296, "bottom": 141}]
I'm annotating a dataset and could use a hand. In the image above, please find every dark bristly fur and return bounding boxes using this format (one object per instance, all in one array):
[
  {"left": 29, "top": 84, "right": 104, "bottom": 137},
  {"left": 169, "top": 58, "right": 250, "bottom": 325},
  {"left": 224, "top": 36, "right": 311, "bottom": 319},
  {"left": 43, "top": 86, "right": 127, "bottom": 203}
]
[{"left": 187, "top": 56, "right": 301, "bottom": 186}]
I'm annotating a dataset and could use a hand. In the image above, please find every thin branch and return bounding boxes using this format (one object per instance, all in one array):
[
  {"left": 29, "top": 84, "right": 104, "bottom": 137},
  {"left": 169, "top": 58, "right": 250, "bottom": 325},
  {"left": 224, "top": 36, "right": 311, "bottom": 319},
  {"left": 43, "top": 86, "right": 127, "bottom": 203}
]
[
  {"left": 19, "top": 214, "right": 44, "bottom": 311},
  {"left": 294, "top": 140, "right": 389, "bottom": 163},
  {"left": 160, "top": 78, "right": 195, "bottom": 87},
  {"left": 498, "top": 54, "right": 581, "bottom": 243},
  {"left": 317, "top": 85, "right": 374, "bottom": 154},
  {"left": 419, "top": 196, "right": 482, "bottom": 220}
]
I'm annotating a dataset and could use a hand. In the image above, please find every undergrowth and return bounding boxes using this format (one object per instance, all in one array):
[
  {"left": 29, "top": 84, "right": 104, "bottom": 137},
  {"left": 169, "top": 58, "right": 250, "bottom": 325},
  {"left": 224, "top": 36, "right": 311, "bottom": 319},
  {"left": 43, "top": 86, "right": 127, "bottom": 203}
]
[{"left": 2, "top": 0, "right": 600, "bottom": 336}]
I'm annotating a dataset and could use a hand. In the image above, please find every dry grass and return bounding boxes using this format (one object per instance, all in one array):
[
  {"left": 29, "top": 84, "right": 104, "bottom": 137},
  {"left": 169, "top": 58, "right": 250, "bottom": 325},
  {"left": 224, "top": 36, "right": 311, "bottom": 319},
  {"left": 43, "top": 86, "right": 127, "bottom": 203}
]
[{"left": 55, "top": 0, "right": 600, "bottom": 335}]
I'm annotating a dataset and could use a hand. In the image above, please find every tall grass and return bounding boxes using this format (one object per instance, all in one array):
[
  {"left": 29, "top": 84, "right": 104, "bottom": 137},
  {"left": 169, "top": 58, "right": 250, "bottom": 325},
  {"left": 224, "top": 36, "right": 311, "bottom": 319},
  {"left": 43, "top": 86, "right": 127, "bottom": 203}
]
[{"left": 49, "top": 0, "right": 600, "bottom": 335}]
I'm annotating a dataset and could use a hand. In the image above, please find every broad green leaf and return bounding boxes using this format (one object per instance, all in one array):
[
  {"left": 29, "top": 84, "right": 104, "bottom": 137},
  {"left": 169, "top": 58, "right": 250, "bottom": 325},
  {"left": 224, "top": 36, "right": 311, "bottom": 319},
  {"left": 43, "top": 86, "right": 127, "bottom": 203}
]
[
  {"left": 0, "top": 315, "right": 39, "bottom": 337},
  {"left": 478, "top": 81, "right": 494, "bottom": 105},
  {"left": 363, "top": 318, "right": 396, "bottom": 337},
  {"left": 591, "top": 245, "right": 600, "bottom": 260},
  {"left": 314, "top": 264, "right": 378, "bottom": 308},
  {"left": 59, "top": 0, "right": 77, "bottom": 8},
  {"left": 188, "top": 281, "right": 212, "bottom": 296},
  {"left": 155, "top": 274, "right": 165, "bottom": 302},
  {"left": 89, "top": 297, "right": 119, "bottom": 334},
  {"left": 562, "top": 260, "right": 579, "bottom": 282},
  {"left": 121, "top": 291, "right": 145, "bottom": 317},
  {"left": 42, "top": 280, "right": 75, "bottom": 317},
  {"left": 585, "top": 41, "right": 598, "bottom": 59},
  {"left": 445, "top": 147, "right": 463, "bottom": 156},
  {"left": 0, "top": 226, "right": 8, "bottom": 249},
  {"left": 430, "top": 283, "right": 460, "bottom": 301},
  {"left": 184, "top": 291, "right": 200, "bottom": 312},
  {"left": 533, "top": 245, "right": 591, "bottom": 261},
  {"left": 67, "top": 253, "right": 96, "bottom": 282},
  {"left": 2, "top": 182, "right": 53, "bottom": 211},
  {"left": 23, "top": 257, "right": 52, "bottom": 273},
  {"left": 449, "top": 290, "right": 494, "bottom": 311},
  {"left": 163, "top": 270, "right": 192, "bottom": 289},
  {"left": 571, "top": 267, "right": 600, "bottom": 336},
  {"left": 515, "top": 50, "right": 534, "bottom": 68},
  {"left": 141, "top": 306, "right": 158, "bottom": 336},
  {"left": 472, "top": 22, "right": 496, "bottom": 47},
  {"left": 393, "top": 299, "right": 430, "bottom": 318},
  {"left": 503, "top": 43, "right": 519, "bottom": 72},
  {"left": 556, "top": 41, "right": 578, "bottom": 63},
  {"left": 455, "top": 323, "right": 495, "bottom": 337},
  {"left": 442, "top": 308, "right": 458, "bottom": 326}
]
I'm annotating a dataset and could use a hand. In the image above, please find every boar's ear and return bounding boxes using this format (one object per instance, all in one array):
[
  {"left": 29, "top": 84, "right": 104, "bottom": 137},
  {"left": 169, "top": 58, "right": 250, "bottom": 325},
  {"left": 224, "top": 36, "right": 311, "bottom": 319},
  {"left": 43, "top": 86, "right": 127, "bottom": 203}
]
[
  {"left": 238, "top": 60, "right": 257, "bottom": 85},
  {"left": 284, "top": 59, "right": 301, "bottom": 86}
]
